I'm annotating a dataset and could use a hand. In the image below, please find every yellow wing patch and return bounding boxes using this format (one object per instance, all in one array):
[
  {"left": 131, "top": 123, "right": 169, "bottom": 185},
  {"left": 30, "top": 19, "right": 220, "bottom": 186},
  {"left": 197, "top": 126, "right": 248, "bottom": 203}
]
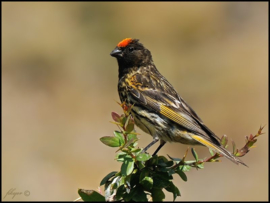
[
  {"left": 160, "top": 105, "right": 220, "bottom": 152},
  {"left": 160, "top": 105, "right": 197, "bottom": 130},
  {"left": 190, "top": 135, "right": 218, "bottom": 151}
]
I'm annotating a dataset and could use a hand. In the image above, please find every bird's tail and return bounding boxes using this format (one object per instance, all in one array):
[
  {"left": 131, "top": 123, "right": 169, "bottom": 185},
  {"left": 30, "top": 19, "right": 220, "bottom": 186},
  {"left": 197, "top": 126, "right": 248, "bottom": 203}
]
[{"left": 190, "top": 135, "right": 248, "bottom": 167}]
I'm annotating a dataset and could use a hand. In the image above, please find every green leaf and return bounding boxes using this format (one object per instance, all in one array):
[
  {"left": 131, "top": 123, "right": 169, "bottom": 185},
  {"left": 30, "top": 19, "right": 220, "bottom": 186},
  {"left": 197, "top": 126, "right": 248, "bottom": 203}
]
[
  {"left": 132, "top": 187, "right": 148, "bottom": 202},
  {"left": 121, "top": 157, "right": 134, "bottom": 176},
  {"left": 151, "top": 188, "right": 165, "bottom": 201},
  {"left": 115, "top": 185, "right": 126, "bottom": 200},
  {"left": 167, "top": 154, "right": 182, "bottom": 162},
  {"left": 181, "top": 165, "right": 192, "bottom": 172},
  {"left": 120, "top": 115, "right": 127, "bottom": 127},
  {"left": 157, "top": 156, "right": 171, "bottom": 167},
  {"left": 131, "top": 148, "right": 141, "bottom": 153},
  {"left": 139, "top": 169, "right": 149, "bottom": 182},
  {"left": 124, "top": 114, "right": 132, "bottom": 129},
  {"left": 165, "top": 161, "right": 174, "bottom": 167},
  {"left": 123, "top": 185, "right": 136, "bottom": 201},
  {"left": 153, "top": 172, "right": 171, "bottom": 189},
  {"left": 78, "top": 189, "right": 105, "bottom": 202},
  {"left": 158, "top": 156, "right": 168, "bottom": 162},
  {"left": 146, "top": 155, "right": 158, "bottom": 166},
  {"left": 125, "top": 122, "right": 134, "bottom": 133},
  {"left": 165, "top": 182, "right": 181, "bottom": 201},
  {"left": 153, "top": 177, "right": 169, "bottom": 189},
  {"left": 209, "top": 148, "right": 215, "bottom": 156},
  {"left": 116, "top": 152, "right": 127, "bottom": 162},
  {"left": 157, "top": 162, "right": 167, "bottom": 167},
  {"left": 232, "top": 140, "right": 236, "bottom": 155},
  {"left": 114, "top": 131, "right": 124, "bottom": 145},
  {"left": 118, "top": 176, "right": 125, "bottom": 187},
  {"left": 167, "top": 168, "right": 176, "bottom": 176},
  {"left": 137, "top": 161, "right": 145, "bottom": 170},
  {"left": 100, "top": 136, "right": 121, "bottom": 147},
  {"left": 121, "top": 133, "right": 138, "bottom": 148},
  {"left": 100, "top": 171, "right": 118, "bottom": 186},
  {"left": 158, "top": 166, "right": 169, "bottom": 172},
  {"left": 196, "top": 162, "right": 204, "bottom": 169},
  {"left": 129, "top": 172, "right": 140, "bottom": 188},
  {"left": 157, "top": 171, "right": 172, "bottom": 180},
  {"left": 176, "top": 168, "right": 187, "bottom": 182},
  {"left": 191, "top": 148, "right": 199, "bottom": 162},
  {"left": 127, "top": 133, "right": 137, "bottom": 141},
  {"left": 132, "top": 141, "right": 138, "bottom": 147},
  {"left": 182, "top": 160, "right": 196, "bottom": 165},
  {"left": 221, "top": 134, "right": 228, "bottom": 148},
  {"left": 117, "top": 153, "right": 132, "bottom": 162},
  {"left": 246, "top": 139, "right": 257, "bottom": 148},
  {"left": 136, "top": 153, "right": 151, "bottom": 162},
  {"left": 140, "top": 176, "right": 153, "bottom": 190}
]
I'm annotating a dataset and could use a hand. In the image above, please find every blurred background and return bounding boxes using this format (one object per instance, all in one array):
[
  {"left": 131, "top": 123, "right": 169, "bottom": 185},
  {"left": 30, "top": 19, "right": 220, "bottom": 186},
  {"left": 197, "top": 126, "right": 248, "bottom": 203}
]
[{"left": 2, "top": 2, "right": 268, "bottom": 201}]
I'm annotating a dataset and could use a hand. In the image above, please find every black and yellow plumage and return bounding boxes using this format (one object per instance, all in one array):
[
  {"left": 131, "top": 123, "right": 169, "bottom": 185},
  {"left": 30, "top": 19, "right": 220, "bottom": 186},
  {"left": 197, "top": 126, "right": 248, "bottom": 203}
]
[{"left": 111, "top": 38, "right": 246, "bottom": 166}]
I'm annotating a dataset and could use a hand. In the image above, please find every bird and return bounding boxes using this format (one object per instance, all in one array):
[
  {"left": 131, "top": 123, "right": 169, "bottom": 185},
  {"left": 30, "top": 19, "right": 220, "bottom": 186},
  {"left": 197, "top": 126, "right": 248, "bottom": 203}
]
[{"left": 110, "top": 38, "right": 246, "bottom": 166}]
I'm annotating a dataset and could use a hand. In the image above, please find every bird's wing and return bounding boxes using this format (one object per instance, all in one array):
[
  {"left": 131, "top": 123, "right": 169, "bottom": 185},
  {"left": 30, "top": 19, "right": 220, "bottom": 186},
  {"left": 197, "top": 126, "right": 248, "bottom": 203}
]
[
  {"left": 179, "top": 97, "right": 221, "bottom": 142},
  {"left": 127, "top": 69, "right": 221, "bottom": 144}
]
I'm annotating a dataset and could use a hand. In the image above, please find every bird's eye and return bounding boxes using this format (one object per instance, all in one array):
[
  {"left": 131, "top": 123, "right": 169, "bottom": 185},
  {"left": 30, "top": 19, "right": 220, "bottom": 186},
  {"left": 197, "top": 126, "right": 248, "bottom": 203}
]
[{"left": 129, "top": 47, "right": 134, "bottom": 52}]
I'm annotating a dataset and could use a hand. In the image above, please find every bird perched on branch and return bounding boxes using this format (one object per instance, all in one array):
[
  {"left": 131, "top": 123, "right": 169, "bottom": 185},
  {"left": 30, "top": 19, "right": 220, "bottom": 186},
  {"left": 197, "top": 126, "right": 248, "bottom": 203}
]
[{"left": 110, "top": 38, "right": 246, "bottom": 166}]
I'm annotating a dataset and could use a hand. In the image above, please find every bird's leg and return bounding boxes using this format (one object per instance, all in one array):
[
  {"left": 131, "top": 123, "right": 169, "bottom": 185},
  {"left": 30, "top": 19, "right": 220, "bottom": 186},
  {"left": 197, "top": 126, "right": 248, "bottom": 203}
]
[
  {"left": 141, "top": 136, "right": 159, "bottom": 154},
  {"left": 152, "top": 140, "right": 166, "bottom": 156}
]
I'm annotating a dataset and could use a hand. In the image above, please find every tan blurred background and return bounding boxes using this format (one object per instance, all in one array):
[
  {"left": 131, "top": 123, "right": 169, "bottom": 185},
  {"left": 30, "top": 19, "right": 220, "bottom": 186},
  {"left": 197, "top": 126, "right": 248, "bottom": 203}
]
[{"left": 2, "top": 2, "right": 268, "bottom": 201}]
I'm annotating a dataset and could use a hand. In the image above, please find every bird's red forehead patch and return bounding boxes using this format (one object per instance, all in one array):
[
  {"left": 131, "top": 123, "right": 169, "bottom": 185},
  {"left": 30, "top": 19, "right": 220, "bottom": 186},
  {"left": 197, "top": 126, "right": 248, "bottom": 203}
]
[{"left": 117, "top": 38, "right": 133, "bottom": 47}]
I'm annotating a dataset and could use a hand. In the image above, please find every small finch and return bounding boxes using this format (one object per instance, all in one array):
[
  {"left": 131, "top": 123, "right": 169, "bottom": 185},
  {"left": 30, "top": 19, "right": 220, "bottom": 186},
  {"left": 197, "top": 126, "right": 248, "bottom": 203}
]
[{"left": 110, "top": 38, "right": 246, "bottom": 166}]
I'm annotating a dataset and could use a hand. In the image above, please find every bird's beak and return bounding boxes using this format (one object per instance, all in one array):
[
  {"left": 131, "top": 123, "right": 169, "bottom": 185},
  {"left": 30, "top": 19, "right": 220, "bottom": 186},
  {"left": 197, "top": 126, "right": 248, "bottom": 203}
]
[{"left": 110, "top": 47, "right": 123, "bottom": 57}]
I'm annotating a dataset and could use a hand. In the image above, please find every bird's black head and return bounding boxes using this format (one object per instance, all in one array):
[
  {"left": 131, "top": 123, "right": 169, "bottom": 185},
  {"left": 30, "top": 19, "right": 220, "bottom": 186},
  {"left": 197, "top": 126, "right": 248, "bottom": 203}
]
[{"left": 110, "top": 38, "right": 153, "bottom": 75}]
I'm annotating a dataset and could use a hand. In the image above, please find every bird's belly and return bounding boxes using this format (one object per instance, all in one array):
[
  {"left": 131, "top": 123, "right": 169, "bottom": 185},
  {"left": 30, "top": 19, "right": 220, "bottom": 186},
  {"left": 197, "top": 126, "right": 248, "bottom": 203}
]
[
  {"left": 131, "top": 106, "right": 201, "bottom": 145},
  {"left": 131, "top": 107, "right": 165, "bottom": 137},
  {"left": 168, "top": 126, "right": 201, "bottom": 145}
]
